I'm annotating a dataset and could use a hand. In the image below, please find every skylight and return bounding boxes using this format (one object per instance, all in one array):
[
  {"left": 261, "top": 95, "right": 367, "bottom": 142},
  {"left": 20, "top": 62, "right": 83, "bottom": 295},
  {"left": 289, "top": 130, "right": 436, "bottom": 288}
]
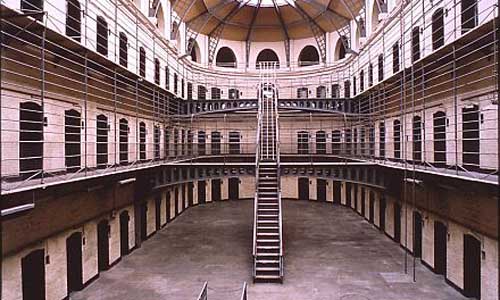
[{"left": 245, "top": 0, "right": 289, "bottom": 7}]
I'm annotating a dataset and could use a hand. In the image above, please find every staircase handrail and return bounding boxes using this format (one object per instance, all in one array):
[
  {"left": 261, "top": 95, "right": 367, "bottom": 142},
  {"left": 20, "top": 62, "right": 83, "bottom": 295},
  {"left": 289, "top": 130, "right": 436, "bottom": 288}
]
[
  {"left": 196, "top": 281, "right": 208, "bottom": 300},
  {"left": 252, "top": 79, "right": 263, "bottom": 275}
]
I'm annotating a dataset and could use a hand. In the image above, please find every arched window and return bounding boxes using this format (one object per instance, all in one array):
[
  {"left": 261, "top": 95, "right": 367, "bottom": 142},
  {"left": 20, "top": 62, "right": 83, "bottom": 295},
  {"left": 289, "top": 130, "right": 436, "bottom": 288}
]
[
  {"left": 392, "top": 41, "right": 400, "bottom": 73},
  {"left": 331, "top": 84, "right": 340, "bottom": 98},
  {"left": 181, "top": 79, "right": 185, "bottom": 98},
  {"left": 256, "top": 49, "right": 280, "bottom": 69},
  {"left": 372, "top": 0, "right": 381, "bottom": 30},
  {"left": 229, "top": 131, "right": 240, "bottom": 154},
  {"left": 393, "top": 119, "right": 401, "bottom": 159},
  {"left": 316, "top": 86, "right": 326, "bottom": 98},
  {"left": 216, "top": 47, "right": 237, "bottom": 68},
  {"left": 156, "top": 4, "right": 165, "bottom": 33},
  {"left": 96, "top": 114, "right": 108, "bottom": 168},
  {"left": 66, "top": 0, "right": 81, "bottom": 41},
  {"left": 198, "top": 131, "right": 206, "bottom": 155},
  {"left": 461, "top": 0, "right": 477, "bottom": 33},
  {"left": 198, "top": 85, "right": 207, "bottom": 100},
  {"left": 344, "top": 80, "right": 351, "bottom": 98},
  {"left": 154, "top": 125, "right": 160, "bottom": 160},
  {"left": 19, "top": 102, "right": 43, "bottom": 178},
  {"left": 21, "top": 0, "right": 43, "bottom": 21},
  {"left": 65, "top": 109, "right": 81, "bottom": 172},
  {"left": 139, "top": 122, "right": 146, "bottom": 161},
  {"left": 119, "top": 119, "right": 128, "bottom": 164},
  {"left": 96, "top": 16, "right": 108, "bottom": 56},
  {"left": 211, "top": 87, "right": 221, "bottom": 100},
  {"left": 378, "top": 54, "right": 384, "bottom": 81},
  {"left": 316, "top": 131, "right": 326, "bottom": 154},
  {"left": 462, "top": 104, "right": 479, "bottom": 170},
  {"left": 298, "top": 46, "right": 319, "bottom": 67},
  {"left": 353, "top": 76, "right": 357, "bottom": 95},
  {"left": 297, "top": 131, "right": 309, "bottom": 154},
  {"left": 412, "top": 27, "right": 420, "bottom": 62},
  {"left": 432, "top": 8, "right": 444, "bottom": 50},
  {"left": 211, "top": 131, "right": 221, "bottom": 155},
  {"left": 413, "top": 116, "right": 422, "bottom": 161},
  {"left": 335, "top": 36, "right": 348, "bottom": 60},
  {"left": 189, "top": 39, "right": 201, "bottom": 63},
  {"left": 369, "top": 126, "right": 375, "bottom": 156},
  {"left": 331, "top": 130, "right": 341, "bottom": 155},
  {"left": 171, "top": 21, "right": 178, "bottom": 40},
  {"left": 139, "top": 47, "right": 146, "bottom": 77},
  {"left": 119, "top": 32, "right": 128, "bottom": 67},
  {"left": 433, "top": 111, "right": 446, "bottom": 166},
  {"left": 154, "top": 58, "right": 160, "bottom": 84},
  {"left": 379, "top": 121, "right": 385, "bottom": 158},
  {"left": 297, "top": 87, "right": 308, "bottom": 99}
]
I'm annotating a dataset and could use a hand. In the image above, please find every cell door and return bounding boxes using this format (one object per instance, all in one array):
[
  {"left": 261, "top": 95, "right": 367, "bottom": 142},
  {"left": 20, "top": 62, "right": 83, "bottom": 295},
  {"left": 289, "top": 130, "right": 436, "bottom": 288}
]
[
  {"left": 22, "top": 249, "right": 46, "bottom": 300},
  {"left": 379, "top": 197, "right": 386, "bottom": 231},
  {"left": 19, "top": 102, "right": 43, "bottom": 179},
  {"left": 463, "top": 234, "right": 481, "bottom": 299},
  {"left": 97, "top": 220, "right": 110, "bottom": 271},
  {"left": 333, "top": 181, "right": 341, "bottom": 204},
  {"left": 120, "top": 211, "right": 130, "bottom": 256},
  {"left": 354, "top": 185, "right": 358, "bottom": 211},
  {"left": 65, "top": 109, "right": 81, "bottom": 172},
  {"left": 434, "top": 221, "right": 447, "bottom": 276},
  {"left": 369, "top": 192, "right": 374, "bottom": 223},
  {"left": 188, "top": 182, "right": 194, "bottom": 206},
  {"left": 174, "top": 188, "right": 179, "bottom": 215},
  {"left": 316, "top": 179, "right": 326, "bottom": 202},
  {"left": 66, "top": 232, "right": 83, "bottom": 293},
  {"left": 155, "top": 196, "right": 161, "bottom": 231},
  {"left": 345, "top": 183, "right": 352, "bottom": 207},
  {"left": 165, "top": 192, "right": 171, "bottom": 222},
  {"left": 212, "top": 179, "right": 221, "bottom": 201},
  {"left": 413, "top": 212, "right": 423, "bottom": 258},
  {"left": 360, "top": 188, "right": 365, "bottom": 216},
  {"left": 228, "top": 178, "right": 239, "bottom": 200},
  {"left": 198, "top": 181, "right": 206, "bottom": 204},
  {"left": 394, "top": 203, "right": 401, "bottom": 243},
  {"left": 298, "top": 177, "right": 309, "bottom": 200}
]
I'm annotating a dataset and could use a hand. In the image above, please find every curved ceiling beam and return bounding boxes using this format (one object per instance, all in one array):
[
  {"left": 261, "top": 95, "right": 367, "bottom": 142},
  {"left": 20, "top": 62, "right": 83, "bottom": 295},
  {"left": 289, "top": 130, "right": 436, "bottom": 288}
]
[
  {"left": 271, "top": 0, "right": 290, "bottom": 66},
  {"left": 245, "top": 0, "right": 263, "bottom": 42}
]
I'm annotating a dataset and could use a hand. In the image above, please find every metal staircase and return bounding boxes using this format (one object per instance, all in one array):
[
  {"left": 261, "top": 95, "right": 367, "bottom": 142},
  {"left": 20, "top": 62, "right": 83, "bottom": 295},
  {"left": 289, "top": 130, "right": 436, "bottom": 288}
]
[{"left": 253, "top": 62, "right": 283, "bottom": 282}]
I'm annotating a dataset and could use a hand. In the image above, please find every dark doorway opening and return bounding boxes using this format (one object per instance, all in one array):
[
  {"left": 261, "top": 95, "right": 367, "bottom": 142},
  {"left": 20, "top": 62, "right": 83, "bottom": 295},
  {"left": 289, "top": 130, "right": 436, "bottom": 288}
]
[
  {"left": 463, "top": 234, "right": 481, "bottom": 299},
  {"left": 298, "top": 177, "right": 309, "bottom": 200},
  {"left": 140, "top": 202, "right": 148, "bottom": 240},
  {"left": 354, "top": 185, "right": 358, "bottom": 211},
  {"left": 120, "top": 211, "right": 130, "bottom": 256},
  {"left": 228, "top": 132, "right": 240, "bottom": 154},
  {"left": 66, "top": 232, "right": 83, "bottom": 293},
  {"left": 188, "top": 182, "right": 194, "bottom": 206},
  {"left": 434, "top": 221, "right": 447, "bottom": 276},
  {"left": 433, "top": 111, "right": 447, "bottom": 166},
  {"left": 369, "top": 191, "right": 374, "bottom": 223},
  {"left": 360, "top": 188, "right": 365, "bottom": 217},
  {"left": 345, "top": 183, "right": 352, "bottom": 207},
  {"left": 22, "top": 249, "right": 46, "bottom": 300},
  {"left": 97, "top": 220, "right": 110, "bottom": 271},
  {"left": 174, "top": 188, "right": 179, "bottom": 216},
  {"left": 316, "top": 179, "right": 326, "bottom": 202},
  {"left": 228, "top": 178, "right": 239, "bottom": 200},
  {"left": 394, "top": 203, "right": 401, "bottom": 243},
  {"left": 165, "top": 192, "right": 171, "bottom": 222},
  {"left": 198, "top": 181, "right": 206, "bottom": 204},
  {"left": 155, "top": 196, "right": 161, "bottom": 231},
  {"left": 212, "top": 179, "right": 221, "bottom": 201},
  {"left": 413, "top": 211, "right": 423, "bottom": 258},
  {"left": 379, "top": 196, "right": 386, "bottom": 231},
  {"left": 333, "top": 181, "right": 341, "bottom": 204}
]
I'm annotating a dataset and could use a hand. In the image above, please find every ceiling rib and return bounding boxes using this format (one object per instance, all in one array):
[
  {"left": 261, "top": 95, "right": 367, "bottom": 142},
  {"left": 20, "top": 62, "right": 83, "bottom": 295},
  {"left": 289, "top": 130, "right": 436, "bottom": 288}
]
[{"left": 271, "top": 0, "right": 290, "bottom": 66}]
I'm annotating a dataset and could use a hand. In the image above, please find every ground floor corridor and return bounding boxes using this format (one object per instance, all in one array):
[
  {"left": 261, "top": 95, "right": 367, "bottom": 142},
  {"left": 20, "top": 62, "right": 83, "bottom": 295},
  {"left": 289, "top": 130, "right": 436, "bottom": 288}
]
[{"left": 71, "top": 200, "right": 467, "bottom": 300}]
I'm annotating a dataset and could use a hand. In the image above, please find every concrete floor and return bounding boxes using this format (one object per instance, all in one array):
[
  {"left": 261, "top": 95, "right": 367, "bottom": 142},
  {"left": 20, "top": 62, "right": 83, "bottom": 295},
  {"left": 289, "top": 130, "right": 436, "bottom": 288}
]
[{"left": 72, "top": 200, "right": 467, "bottom": 300}]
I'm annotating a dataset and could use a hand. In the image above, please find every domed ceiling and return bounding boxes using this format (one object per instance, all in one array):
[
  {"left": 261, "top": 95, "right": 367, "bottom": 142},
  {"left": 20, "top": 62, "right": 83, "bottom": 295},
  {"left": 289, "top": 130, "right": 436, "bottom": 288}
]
[{"left": 170, "top": 0, "right": 364, "bottom": 42}]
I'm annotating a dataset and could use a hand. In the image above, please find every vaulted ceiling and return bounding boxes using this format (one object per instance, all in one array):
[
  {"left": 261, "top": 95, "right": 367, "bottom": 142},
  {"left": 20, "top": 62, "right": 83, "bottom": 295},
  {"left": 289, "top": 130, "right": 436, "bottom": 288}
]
[{"left": 170, "top": 0, "right": 364, "bottom": 42}]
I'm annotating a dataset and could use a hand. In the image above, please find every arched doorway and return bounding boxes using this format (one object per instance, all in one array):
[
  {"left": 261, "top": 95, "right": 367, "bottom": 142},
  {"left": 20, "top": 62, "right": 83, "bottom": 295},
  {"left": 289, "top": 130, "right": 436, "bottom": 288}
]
[
  {"left": 120, "top": 211, "right": 130, "bottom": 256},
  {"left": 22, "top": 249, "right": 46, "bottom": 300},
  {"left": 97, "top": 219, "right": 110, "bottom": 271}
]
